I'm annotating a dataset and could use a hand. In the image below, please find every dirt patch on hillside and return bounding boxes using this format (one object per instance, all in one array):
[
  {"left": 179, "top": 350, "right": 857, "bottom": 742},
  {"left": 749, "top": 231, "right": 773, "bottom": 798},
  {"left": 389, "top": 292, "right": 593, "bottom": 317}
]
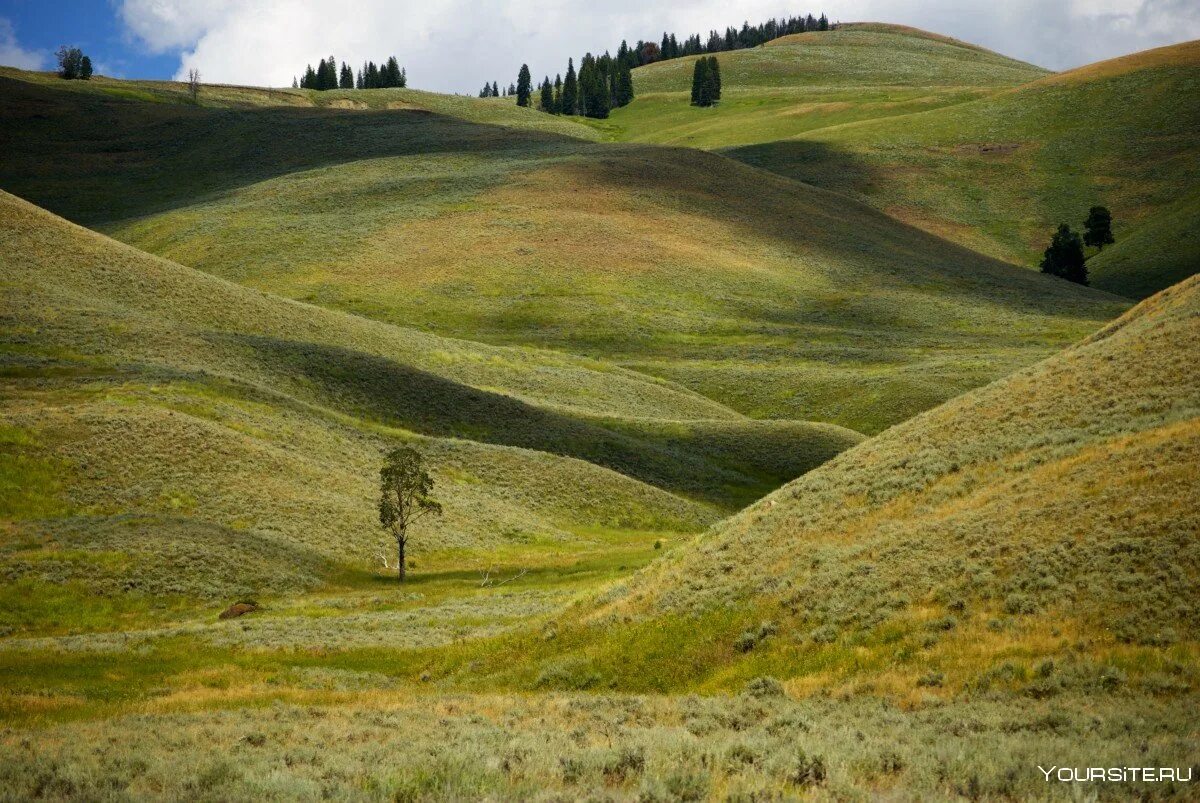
[
  {"left": 951, "top": 142, "right": 1022, "bottom": 156},
  {"left": 325, "top": 99, "right": 368, "bottom": 110}
]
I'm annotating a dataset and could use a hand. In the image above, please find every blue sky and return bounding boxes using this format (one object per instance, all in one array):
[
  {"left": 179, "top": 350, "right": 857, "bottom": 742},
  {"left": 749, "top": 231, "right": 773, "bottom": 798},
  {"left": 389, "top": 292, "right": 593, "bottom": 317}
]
[
  {"left": 1, "top": 0, "right": 1198, "bottom": 92},
  {"left": 0, "top": 0, "right": 176, "bottom": 78}
]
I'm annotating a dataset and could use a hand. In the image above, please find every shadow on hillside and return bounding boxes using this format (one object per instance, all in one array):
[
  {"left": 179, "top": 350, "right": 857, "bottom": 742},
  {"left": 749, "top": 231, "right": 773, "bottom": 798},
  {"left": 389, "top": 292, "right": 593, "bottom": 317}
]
[
  {"left": 223, "top": 334, "right": 761, "bottom": 505},
  {"left": 0, "top": 76, "right": 593, "bottom": 225},
  {"left": 722, "top": 139, "right": 879, "bottom": 197},
  {"left": 571, "top": 142, "right": 1128, "bottom": 318}
]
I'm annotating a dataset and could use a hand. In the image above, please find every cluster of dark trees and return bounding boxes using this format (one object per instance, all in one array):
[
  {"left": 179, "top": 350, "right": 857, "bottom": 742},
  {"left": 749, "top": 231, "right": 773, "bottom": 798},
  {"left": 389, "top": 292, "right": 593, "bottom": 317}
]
[
  {"left": 55, "top": 46, "right": 93, "bottom": 80},
  {"left": 296, "top": 56, "right": 406, "bottom": 90},
  {"left": 524, "top": 54, "right": 633, "bottom": 118},
  {"left": 690, "top": 57, "right": 722, "bottom": 106},
  {"left": 1040, "top": 206, "right": 1114, "bottom": 285},
  {"left": 633, "top": 12, "right": 830, "bottom": 67},
  {"left": 497, "top": 12, "right": 828, "bottom": 119},
  {"left": 478, "top": 81, "right": 516, "bottom": 97}
]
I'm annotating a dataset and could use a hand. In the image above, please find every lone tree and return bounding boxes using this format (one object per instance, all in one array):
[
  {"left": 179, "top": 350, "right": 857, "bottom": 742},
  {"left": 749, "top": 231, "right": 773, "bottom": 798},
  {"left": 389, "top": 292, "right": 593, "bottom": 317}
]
[
  {"left": 56, "top": 46, "right": 90, "bottom": 80},
  {"left": 378, "top": 446, "right": 441, "bottom": 583},
  {"left": 1040, "top": 223, "right": 1088, "bottom": 285},
  {"left": 1083, "top": 205, "right": 1114, "bottom": 252},
  {"left": 516, "top": 63, "right": 532, "bottom": 106},
  {"left": 187, "top": 68, "right": 201, "bottom": 103}
]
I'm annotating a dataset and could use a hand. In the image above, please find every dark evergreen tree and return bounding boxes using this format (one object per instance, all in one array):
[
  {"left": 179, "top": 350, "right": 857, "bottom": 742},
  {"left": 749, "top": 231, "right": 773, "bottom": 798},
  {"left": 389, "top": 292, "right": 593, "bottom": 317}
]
[
  {"left": 562, "top": 58, "right": 578, "bottom": 115},
  {"left": 79, "top": 55, "right": 93, "bottom": 79},
  {"left": 515, "top": 63, "right": 532, "bottom": 106},
  {"left": 384, "top": 56, "right": 402, "bottom": 88},
  {"left": 538, "top": 76, "right": 553, "bottom": 111},
  {"left": 366, "top": 61, "right": 381, "bottom": 89},
  {"left": 302, "top": 64, "right": 317, "bottom": 88},
  {"left": 615, "top": 62, "right": 634, "bottom": 107},
  {"left": 1083, "top": 206, "right": 1115, "bottom": 251},
  {"left": 339, "top": 61, "right": 354, "bottom": 89},
  {"left": 1040, "top": 224, "right": 1088, "bottom": 285},
  {"left": 690, "top": 57, "right": 712, "bottom": 106},
  {"left": 706, "top": 55, "right": 721, "bottom": 102}
]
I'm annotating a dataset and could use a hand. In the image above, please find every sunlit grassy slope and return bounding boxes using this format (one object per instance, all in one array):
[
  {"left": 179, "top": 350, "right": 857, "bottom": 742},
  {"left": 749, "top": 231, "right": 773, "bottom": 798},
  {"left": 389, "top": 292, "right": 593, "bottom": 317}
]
[
  {"left": 503, "top": 275, "right": 1199, "bottom": 693},
  {"left": 0, "top": 70, "right": 1127, "bottom": 435},
  {"left": 602, "top": 24, "right": 1048, "bottom": 148},
  {"left": 0, "top": 191, "right": 869, "bottom": 614},
  {"left": 711, "top": 37, "right": 1200, "bottom": 298}
]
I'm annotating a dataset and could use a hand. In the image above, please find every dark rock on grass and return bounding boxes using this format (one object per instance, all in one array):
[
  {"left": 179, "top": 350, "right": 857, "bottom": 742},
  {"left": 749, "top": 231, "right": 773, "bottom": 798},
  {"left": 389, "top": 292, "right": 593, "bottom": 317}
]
[{"left": 218, "top": 600, "right": 259, "bottom": 620}]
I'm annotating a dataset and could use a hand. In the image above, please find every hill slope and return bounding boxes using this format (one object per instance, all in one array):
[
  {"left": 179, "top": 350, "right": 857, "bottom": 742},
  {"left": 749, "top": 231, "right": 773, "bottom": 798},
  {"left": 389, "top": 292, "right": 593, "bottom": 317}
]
[
  {"left": 503, "top": 274, "right": 1200, "bottom": 693},
  {"left": 723, "top": 39, "right": 1200, "bottom": 297},
  {"left": 0, "top": 70, "right": 1128, "bottom": 435},
  {"left": 0, "top": 191, "right": 868, "bottom": 616},
  {"left": 606, "top": 24, "right": 1047, "bottom": 149}
]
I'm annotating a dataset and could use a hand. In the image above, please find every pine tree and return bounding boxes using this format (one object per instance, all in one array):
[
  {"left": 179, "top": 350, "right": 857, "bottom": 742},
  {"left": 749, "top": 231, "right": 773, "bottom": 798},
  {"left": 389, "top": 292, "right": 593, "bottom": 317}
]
[
  {"left": 562, "top": 58, "right": 578, "bottom": 115},
  {"left": 79, "top": 55, "right": 93, "bottom": 79},
  {"left": 538, "top": 76, "right": 553, "bottom": 112},
  {"left": 367, "top": 62, "right": 381, "bottom": 89},
  {"left": 615, "top": 62, "right": 634, "bottom": 106},
  {"left": 706, "top": 56, "right": 721, "bottom": 102},
  {"left": 399, "top": 67, "right": 407, "bottom": 88},
  {"left": 302, "top": 64, "right": 316, "bottom": 89},
  {"left": 515, "top": 63, "right": 532, "bottom": 106},
  {"left": 1083, "top": 206, "right": 1115, "bottom": 251},
  {"left": 690, "top": 57, "right": 711, "bottom": 106},
  {"left": 339, "top": 62, "right": 354, "bottom": 89},
  {"left": 293, "top": 76, "right": 299, "bottom": 89},
  {"left": 1040, "top": 224, "right": 1088, "bottom": 285},
  {"left": 385, "top": 56, "right": 401, "bottom": 88}
]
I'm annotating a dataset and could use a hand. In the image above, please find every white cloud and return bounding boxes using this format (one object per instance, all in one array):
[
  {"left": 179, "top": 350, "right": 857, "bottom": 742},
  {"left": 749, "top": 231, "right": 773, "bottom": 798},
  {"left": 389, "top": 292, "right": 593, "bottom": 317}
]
[
  {"left": 0, "top": 18, "right": 47, "bottom": 70},
  {"left": 116, "top": 0, "right": 1200, "bottom": 91}
]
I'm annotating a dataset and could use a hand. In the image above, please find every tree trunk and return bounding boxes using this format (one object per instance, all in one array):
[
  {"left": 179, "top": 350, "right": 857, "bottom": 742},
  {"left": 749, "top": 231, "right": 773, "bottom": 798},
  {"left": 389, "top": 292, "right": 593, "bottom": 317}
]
[{"left": 397, "top": 537, "right": 406, "bottom": 583}]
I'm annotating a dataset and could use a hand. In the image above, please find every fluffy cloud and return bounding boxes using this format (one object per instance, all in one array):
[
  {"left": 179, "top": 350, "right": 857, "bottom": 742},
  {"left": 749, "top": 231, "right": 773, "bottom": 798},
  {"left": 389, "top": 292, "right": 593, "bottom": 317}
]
[
  {"left": 0, "top": 18, "right": 47, "bottom": 70},
  {"left": 116, "top": 0, "right": 1200, "bottom": 91}
]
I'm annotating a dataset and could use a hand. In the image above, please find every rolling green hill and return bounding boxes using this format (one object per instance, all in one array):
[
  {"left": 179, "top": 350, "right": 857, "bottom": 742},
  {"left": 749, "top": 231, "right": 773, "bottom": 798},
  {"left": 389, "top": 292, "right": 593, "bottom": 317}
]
[
  {"left": 608, "top": 29, "right": 1200, "bottom": 299},
  {"left": 0, "top": 69, "right": 1127, "bottom": 436},
  {"left": 0, "top": 190, "right": 868, "bottom": 621},
  {"left": 737, "top": 39, "right": 1200, "bottom": 298},
  {"left": 604, "top": 23, "right": 1048, "bottom": 148},
  {"left": 507, "top": 274, "right": 1200, "bottom": 694}
]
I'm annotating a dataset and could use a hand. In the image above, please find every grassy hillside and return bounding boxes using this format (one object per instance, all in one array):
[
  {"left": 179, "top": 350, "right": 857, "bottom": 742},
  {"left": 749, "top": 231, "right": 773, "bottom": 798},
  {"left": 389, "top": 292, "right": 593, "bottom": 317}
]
[
  {"left": 0, "top": 190, "right": 873, "bottom": 629},
  {"left": 504, "top": 274, "right": 1200, "bottom": 694},
  {"left": 0, "top": 70, "right": 1128, "bottom": 435},
  {"left": 721, "top": 39, "right": 1200, "bottom": 297},
  {"left": 602, "top": 24, "right": 1047, "bottom": 148}
]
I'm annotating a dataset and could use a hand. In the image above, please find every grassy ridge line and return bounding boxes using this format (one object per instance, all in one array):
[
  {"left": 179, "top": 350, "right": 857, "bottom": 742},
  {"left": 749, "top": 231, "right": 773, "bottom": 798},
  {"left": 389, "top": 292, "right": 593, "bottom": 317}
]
[
  {"left": 0, "top": 72, "right": 595, "bottom": 226},
  {"left": 605, "top": 25, "right": 1047, "bottom": 149},
  {"left": 724, "top": 39, "right": 1200, "bottom": 297},
  {"left": 0, "top": 65, "right": 600, "bottom": 137}
]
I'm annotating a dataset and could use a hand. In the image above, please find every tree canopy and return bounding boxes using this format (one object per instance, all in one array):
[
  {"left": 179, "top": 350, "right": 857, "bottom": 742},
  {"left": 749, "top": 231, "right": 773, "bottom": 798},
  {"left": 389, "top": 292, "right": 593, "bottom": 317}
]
[
  {"left": 1040, "top": 224, "right": 1088, "bottom": 285},
  {"left": 1083, "top": 206, "right": 1115, "bottom": 251}
]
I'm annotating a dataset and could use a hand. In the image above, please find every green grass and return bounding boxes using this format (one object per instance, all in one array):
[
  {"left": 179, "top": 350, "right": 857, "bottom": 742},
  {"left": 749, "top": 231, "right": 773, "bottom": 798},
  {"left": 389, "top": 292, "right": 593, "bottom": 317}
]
[
  {"left": 603, "top": 28, "right": 1198, "bottom": 299},
  {"left": 528, "top": 275, "right": 1200, "bottom": 693},
  {"left": 0, "top": 68, "right": 1127, "bottom": 435},
  {"left": 0, "top": 39, "right": 1193, "bottom": 798}
]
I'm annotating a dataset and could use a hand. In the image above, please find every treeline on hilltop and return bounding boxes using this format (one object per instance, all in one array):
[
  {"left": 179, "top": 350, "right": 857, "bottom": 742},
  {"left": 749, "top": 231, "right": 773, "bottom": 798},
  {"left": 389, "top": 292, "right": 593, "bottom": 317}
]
[
  {"left": 295, "top": 55, "right": 406, "bottom": 90},
  {"left": 490, "top": 11, "right": 829, "bottom": 119}
]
